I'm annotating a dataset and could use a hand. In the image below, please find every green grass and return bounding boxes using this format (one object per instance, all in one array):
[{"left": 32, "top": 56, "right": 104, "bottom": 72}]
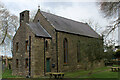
[
  {"left": 2, "top": 66, "right": 120, "bottom": 78},
  {"left": 2, "top": 68, "right": 23, "bottom": 78},
  {"left": 64, "top": 70, "right": 89, "bottom": 78},
  {"left": 87, "top": 70, "right": 118, "bottom": 78},
  {"left": 112, "top": 65, "right": 120, "bottom": 67},
  {"left": 64, "top": 66, "right": 119, "bottom": 78}
]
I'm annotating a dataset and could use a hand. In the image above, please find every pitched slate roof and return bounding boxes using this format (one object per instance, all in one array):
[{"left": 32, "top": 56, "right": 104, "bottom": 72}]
[
  {"left": 41, "top": 11, "right": 100, "bottom": 38},
  {"left": 27, "top": 22, "right": 51, "bottom": 38}
]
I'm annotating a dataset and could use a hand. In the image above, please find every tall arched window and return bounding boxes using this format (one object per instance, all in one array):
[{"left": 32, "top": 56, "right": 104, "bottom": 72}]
[{"left": 63, "top": 38, "right": 68, "bottom": 64}]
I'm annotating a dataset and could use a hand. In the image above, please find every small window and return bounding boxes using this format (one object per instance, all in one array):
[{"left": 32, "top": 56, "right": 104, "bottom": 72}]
[
  {"left": 22, "top": 14, "right": 24, "bottom": 17},
  {"left": 21, "top": 13, "right": 24, "bottom": 21},
  {"left": 37, "top": 18, "right": 40, "bottom": 22},
  {"left": 16, "top": 42, "right": 19, "bottom": 52},
  {"left": 77, "top": 41, "right": 80, "bottom": 62},
  {"left": 25, "top": 40, "right": 29, "bottom": 52},
  {"left": 25, "top": 58, "right": 28, "bottom": 68},
  {"left": 45, "top": 40, "right": 48, "bottom": 50},
  {"left": 16, "top": 59, "right": 18, "bottom": 68}
]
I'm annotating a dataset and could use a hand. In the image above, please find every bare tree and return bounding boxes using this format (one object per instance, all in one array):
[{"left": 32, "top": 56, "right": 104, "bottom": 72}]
[
  {"left": 0, "top": 2, "right": 18, "bottom": 45},
  {"left": 0, "top": 2, "right": 18, "bottom": 67},
  {"left": 98, "top": 2, "right": 120, "bottom": 38},
  {"left": 99, "top": 2, "right": 119, "bottom": 18}
]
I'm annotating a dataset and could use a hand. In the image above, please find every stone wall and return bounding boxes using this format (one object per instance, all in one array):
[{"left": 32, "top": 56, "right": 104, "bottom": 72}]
[
  {"left": 33, "top": 10, "right": 58, "bottom": 73},
  {"left": 12, "top": 22, "right": 27, "bottom": 76},
  {"left": 57, "top": 31, "right": 104, "bottom": 72},
  {"left": 12, "top": 21, "right": 47, "bottom": 77}
]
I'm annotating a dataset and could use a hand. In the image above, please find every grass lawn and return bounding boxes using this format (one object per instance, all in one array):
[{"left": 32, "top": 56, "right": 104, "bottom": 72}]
[
  {"left": 2, "top": 66, "right": 120, "bottom": 78},
  {"left": 87, "top": 70, "right": 118, "bottom": 78},
  {"left": 64, "top": 66, "right": 119, "bottom": 78},
  {"left": 2, "top": 68, "right": 23, "bottom": 78}
]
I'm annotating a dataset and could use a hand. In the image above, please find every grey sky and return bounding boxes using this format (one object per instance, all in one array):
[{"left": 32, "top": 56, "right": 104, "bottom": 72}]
[{"left": 1, "top": 1, "right": 110, "bottom": 32}]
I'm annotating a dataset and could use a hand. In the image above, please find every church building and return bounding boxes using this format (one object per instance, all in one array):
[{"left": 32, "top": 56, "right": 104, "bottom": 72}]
[{"left": 12, "top": 8, "right": 104, "bottom": 77}]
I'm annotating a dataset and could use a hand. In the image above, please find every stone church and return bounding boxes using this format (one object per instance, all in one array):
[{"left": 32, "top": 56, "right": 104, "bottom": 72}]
[{"left": 12, "top": 8, "right": 104, "bottom": 77}]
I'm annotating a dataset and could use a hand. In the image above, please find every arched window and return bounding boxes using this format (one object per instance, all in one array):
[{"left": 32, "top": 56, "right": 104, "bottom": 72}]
[
  {"left": 63, "top": 38, "right": 68, "bottom": 64},
  {"left": 77, "top": 41, "right": 80, "bottom": 62}
]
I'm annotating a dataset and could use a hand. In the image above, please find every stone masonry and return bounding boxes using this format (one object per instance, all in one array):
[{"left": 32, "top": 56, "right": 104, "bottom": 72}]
[{"left": 12, "top": 9, "right": 104, "bottom": 78}]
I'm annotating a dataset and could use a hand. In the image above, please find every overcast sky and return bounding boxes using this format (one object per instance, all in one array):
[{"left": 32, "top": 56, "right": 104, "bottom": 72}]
[
  {"left": 0, "top": 0, "right": 119, "bottom": 57},
  {"left": 1, "top": 0, "right": 110, "bottom": 29}
]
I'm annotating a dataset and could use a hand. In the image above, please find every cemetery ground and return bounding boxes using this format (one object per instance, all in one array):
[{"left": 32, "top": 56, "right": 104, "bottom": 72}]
[{"left": 2, "top": 65, "right": 120, "bottom": 78}]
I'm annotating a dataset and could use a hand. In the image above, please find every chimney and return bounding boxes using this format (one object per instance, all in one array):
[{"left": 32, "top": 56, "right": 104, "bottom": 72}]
[{"left": 20, "top": 10, "right": 29, "bottom": 24}]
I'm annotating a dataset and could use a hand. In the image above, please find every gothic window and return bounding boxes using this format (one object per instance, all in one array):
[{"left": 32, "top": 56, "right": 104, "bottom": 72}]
[
  {"left": 16, "top": 59, "right": 18, "bottom": 68},
  {"left": 25, "top": 58, "right": 28, "bottom": 68},
  {"left": 63, "top": 38, "right": 68, "bottom": 64},
  {"left": 16, "top": 42, "right": 19, "bottom": 52},
  {"left": 77, "top": 41, "right": 80, "bottom": 62}
]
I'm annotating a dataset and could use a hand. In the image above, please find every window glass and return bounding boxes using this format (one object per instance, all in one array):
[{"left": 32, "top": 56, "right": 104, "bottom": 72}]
[
  {"left": 16, "top": 59, "right": 18, "bottom": 68},
  {"left": 77, "top": 41, "right": 80, "bottom": 62},
  {"left": 16, "top": 42, "right": 19, "bottom": 52},
  {"left": 45, "top": 40, "right": 48, "bottom": 50},
  {"left": 26, "top": 41, "right": 29, "bottom": 52},
  {"left": 25, "top": 58, "right": 28, "bottom": 68},
  {"left": 63, "top": 38, "right": 68, "bottom": 64}
]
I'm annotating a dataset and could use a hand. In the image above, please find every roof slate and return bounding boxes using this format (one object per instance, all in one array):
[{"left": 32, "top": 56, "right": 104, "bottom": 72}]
[
  {"left": 41, "top": 11, "right": 100, "bottom": 38},
  {"left": 28, "top": 22, "right": 51, "bottom": 38}
]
